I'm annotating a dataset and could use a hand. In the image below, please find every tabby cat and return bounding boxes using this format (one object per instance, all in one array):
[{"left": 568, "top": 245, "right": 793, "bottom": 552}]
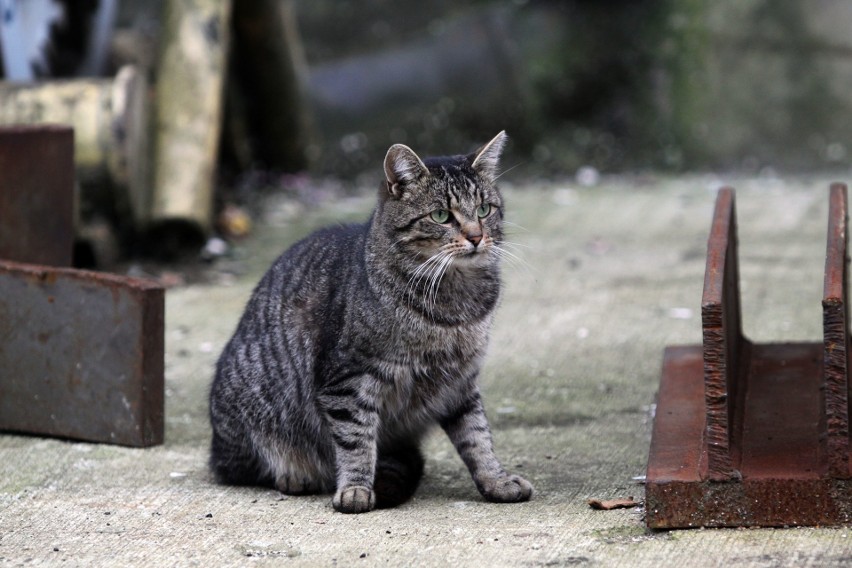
[{"left": 209, "top": 131, "right": 533, "bottom": 513}]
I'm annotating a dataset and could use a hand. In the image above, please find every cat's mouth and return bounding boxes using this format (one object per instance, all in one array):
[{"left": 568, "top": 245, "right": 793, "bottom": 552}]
[
  {"left": 453, "top": 245, "right": 493, "bottom": 265},
  {"left": 412, "top": 240, "right": 493, "bottom": 271}
]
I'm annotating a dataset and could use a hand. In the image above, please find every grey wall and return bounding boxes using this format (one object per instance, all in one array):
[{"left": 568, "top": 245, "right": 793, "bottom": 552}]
[{"left": 296, "top": 0, "right": 852, "bottom": 176}]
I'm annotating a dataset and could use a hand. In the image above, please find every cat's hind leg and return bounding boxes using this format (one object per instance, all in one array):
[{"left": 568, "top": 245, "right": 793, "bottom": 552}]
[
  {"left": 271, "top": 454, "right": 331, "bottom": 496},
  {"left": 373, "top": 444, "right": 425, "bottom": 509},
  {"left": 211, "top": 426, "right": 332, "bottom": 495},
  {"left": 257, "top": 437, "right": 334, "bottom": 496},
  {"left": 210, "top": 428, "right": 275, "bottom": 487}
]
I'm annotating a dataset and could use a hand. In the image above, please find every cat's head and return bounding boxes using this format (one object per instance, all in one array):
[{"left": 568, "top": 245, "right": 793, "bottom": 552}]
[{"left": 376, "top": 131, "right": 508, "bottom": 269}]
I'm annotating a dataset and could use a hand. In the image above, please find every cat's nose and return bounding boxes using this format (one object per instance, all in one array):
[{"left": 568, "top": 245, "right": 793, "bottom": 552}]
[{"left": 466, "top": 233, "right": 483, "bottom": 246}]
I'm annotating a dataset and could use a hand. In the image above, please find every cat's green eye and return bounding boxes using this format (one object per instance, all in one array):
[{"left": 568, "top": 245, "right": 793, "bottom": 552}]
[
  {"left": 430, "top": 209, "right": 451, "bottom": 224},
  {"left": 476, "top": 204, "right": 492, "bottom": 218}
]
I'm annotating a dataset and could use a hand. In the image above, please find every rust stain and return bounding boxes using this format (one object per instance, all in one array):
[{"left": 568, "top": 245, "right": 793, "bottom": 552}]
[{"left": 37, "top": 271, "right": 58, "bottom": 285}]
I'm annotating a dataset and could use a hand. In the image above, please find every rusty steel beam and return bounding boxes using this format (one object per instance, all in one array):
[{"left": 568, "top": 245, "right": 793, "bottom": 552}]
[
  {"left": 646, "top": 184, "right": 852, "bottom": 529},
  {"left": 0, "top": 125, "right": 75, "bottom": 267},
  {"left": 0, "top": 124, "right": 165, "bottom": 447},
  {"left": 0, "top": 260, "right": 164, "bottom": 447}
]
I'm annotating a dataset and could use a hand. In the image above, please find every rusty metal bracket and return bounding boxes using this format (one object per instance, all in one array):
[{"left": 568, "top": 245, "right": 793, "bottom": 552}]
[
  {"left": 646, "top": 184, "right": 852, "bottom": 528},
  {"left": 0, "top": 125, "right": 164, "bottom": 447}
]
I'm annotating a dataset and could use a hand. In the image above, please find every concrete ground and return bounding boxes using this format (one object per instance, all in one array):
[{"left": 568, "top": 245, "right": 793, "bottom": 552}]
[{"left": 2, "top": 174, "right": 852, "bottom": 566}]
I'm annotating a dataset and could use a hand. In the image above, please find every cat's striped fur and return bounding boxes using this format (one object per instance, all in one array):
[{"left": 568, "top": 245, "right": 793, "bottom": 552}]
[{"left": 209, "top": 132, "right": 533, "bottom": 513}]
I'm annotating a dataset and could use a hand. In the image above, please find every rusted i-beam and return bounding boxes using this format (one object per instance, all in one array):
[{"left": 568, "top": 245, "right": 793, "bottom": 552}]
[{"left": 646, "top": 184, "right": 852, "bottom": 529}]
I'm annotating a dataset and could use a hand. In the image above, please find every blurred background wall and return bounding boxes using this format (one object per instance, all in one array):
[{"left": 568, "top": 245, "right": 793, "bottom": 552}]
[
  {"left": 291, "top": 0, "right": 852, "bottom": 178},
  {"left": 4, "top": 0, "right": 851, "bottom": 178}
]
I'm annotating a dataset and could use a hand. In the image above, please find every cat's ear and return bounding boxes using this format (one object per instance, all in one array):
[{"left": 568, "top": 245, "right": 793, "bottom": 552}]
[
  {"left": 471, "top": 130, "right": 508, "bottom": 182},
  {"left": 384, "top": 144, "right": 428, "bottom": 198}
]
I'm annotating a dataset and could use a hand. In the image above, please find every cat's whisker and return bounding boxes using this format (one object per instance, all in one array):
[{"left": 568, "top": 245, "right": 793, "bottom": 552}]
[
  {"left": 406, "top": 250, "right": 450, "bottom": 308},
  {"left": 388, "top": 235, "right": 414, "bottom": 252},
  {"left": 492, "top": 244, "right": 527, "bottom": 263},
  {"left": 421, "top": 257, "right": 447, "bottom": 308},
  {"left": 502, "top": 220, "right": 530, "bottom": 232},
  {"left": 492, "top": 245, "right": 533, "bottom": 273},
  {"left": 498, "top": 240, "right": 532, "bottom": 250},
  {"left": 426, "top": 251, "right": 455, "bottom": 316},
  {"left": 406, "top": 262, "right": 437, "bottom": 306},
  {"left": 407, "top": 259, "right": 434, "bottom": 293},
  {"left": 408, "top": 251, "right": 446, "bottom": 285},
  {"left": 421, "top": 246, "right": 455, "bottom": 312},
  {"left": 493, "top": 161, "right": 523, "bottom": 182},
  {"left": 421, "top": 250, "right": 446, "bottom": 311}
]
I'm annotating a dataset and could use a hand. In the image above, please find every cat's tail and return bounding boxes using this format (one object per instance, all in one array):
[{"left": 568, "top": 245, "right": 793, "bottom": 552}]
[{"left": 373, "top": 445, "right": 425, "bottom": 509}]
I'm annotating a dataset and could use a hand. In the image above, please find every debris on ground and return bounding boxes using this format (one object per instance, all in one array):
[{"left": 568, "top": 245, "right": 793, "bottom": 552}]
[{"left": 588, "top": 497, "right": 640, "bottom": 511}]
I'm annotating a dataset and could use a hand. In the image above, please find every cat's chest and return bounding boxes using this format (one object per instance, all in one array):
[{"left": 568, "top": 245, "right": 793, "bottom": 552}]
[
  {"left": 373, "top": 358, "right": 459, "bottom": 421},
  {"left": 370, "top": 321, "right": 488, "bottom": 417}
]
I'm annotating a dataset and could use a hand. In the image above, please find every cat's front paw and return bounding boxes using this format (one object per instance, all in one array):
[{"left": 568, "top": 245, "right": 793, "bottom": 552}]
[
  {"left": 332, "top": 485, "right": 376, "bottom": 514},
  {"left": 477, "top": 474, "right": 533, "bottom": 503}
]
